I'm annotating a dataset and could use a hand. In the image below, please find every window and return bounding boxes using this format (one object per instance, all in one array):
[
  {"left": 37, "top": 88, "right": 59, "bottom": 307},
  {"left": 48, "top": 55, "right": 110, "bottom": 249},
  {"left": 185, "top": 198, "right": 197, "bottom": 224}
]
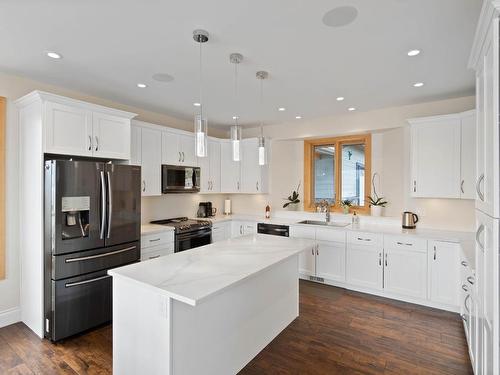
[{"left": 304, "top": 134, "right": 371, "bottom": 213}]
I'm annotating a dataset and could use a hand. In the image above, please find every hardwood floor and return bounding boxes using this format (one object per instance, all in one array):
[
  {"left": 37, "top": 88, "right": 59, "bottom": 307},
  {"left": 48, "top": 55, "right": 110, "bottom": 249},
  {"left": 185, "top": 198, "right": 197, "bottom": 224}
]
[{"left": 0, "top": 280, "right": 472, "bottom": 374}]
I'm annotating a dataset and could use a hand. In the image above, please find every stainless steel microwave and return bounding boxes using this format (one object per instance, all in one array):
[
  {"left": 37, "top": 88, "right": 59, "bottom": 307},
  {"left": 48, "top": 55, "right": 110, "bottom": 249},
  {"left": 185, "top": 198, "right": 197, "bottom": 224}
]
[{"left": 161, "top": 165, "right": 200, "bottom": 193}]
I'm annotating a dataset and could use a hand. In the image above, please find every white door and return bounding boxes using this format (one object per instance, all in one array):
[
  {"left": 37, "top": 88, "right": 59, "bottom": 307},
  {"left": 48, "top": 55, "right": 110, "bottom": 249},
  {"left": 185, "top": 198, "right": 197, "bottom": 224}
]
[
  {"left": 290, "top": 226, "right": 316, "bottom": 277},
  {"left": 220, "top": 141, "right": 241, "bottom": 193},
  {"left": 231, "top": 221, "right": 244, "bottom": 238},
  {"left": 428, "top": 240, "right": 460, "bottom": 307},
  {"left": 241, "top": 138, "right": 261, "bottom": 193},
  {"left": 346, "top": 244, "right": 383, "bottom": 290},
  {"left": 316, "top": 240, "right": 345, "bottom": 282},
  {"left": 92, "top": 112, "right": 131, "bottom": 159},
  {"left": 141, "top": 127, "right": 162, "bottom": 196},
  {"left": 130, "top": 125, "right": 142, "bottom": 165},
  {"left": 162, "top": 131, "right": 180, "bottom": 165},
  {"left": 384, "top": 248, "right": 427, "bottom": 299},
  {"left": 410, "top": 117, "right": 461, "bottom": 198},
  {"left": 460, "top": 111, "right": 476, "bottom": 199},
  {"left": 209, "top": 140, "right": 221, "bottom": 193},
  {"left": 179, "top": 134, "right": 197, "bottom": 166},
  {"left": 44, "top": 101, "right": 92, "bottom": 156}
]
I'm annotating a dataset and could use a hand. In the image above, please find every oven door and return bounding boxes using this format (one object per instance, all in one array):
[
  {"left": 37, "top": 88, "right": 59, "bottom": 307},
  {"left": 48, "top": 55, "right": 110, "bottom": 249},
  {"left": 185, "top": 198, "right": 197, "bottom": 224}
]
[
  {"left": 162, "top": 165, "right": 200, "bottom": 193},
  {"left": 176, "top": 228, "right": 212, "bottom": 252}
]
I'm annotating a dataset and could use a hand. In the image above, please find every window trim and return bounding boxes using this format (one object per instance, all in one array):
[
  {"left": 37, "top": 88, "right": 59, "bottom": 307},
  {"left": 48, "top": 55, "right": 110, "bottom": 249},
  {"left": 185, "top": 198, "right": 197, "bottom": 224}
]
[{"left": 304, "top": 134, "right": 371, "bottom": 214}]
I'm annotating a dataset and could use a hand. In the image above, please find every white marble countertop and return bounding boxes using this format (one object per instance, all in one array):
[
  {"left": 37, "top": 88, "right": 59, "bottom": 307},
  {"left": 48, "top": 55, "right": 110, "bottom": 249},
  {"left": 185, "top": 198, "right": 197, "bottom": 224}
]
[
  {"left": 108, "top": 234, "right": 315, "bottom": 306},
  {"left": 141, "top": 224, "right": 175, "bottom": 235}
]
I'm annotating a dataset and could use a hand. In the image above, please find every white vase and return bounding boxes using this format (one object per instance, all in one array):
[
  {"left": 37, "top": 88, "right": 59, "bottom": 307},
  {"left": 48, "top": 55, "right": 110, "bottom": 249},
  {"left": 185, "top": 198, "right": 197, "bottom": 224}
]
[
  {"left": 371, "top": 206, "right": 383, "bottom": 217},
  {"left": 287, "top": 203, "right": 298, "bottom": 211}
]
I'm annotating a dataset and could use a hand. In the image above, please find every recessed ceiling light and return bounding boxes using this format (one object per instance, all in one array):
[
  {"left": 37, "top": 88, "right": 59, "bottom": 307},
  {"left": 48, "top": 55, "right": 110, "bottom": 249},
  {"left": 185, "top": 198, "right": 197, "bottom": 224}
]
[
  {"left": 137, "top": 83, "right": 147, "bottom": 88},
  {"left": 46, "top": 51, "right": 62, "bottom": 59},
  {"left": 295, "top": 116, "right": 302, "bottom": 119},
  {"left": 336, "top": 97, "right": 345, "bottom": 101},
  {"left": 278, "top": 107, "right": 286, "bottom": 111},
  {"left": 407, "top": 49, "right": 421, "bottom": 57},
  {"left": 413, "top": 82, "right": 424, "bottom": 87},
  {"left": 322, "top": 6, "right": 358, "bottom": 27},
  {"left": 193, "top": 102, "right": 201, "bottom": 107},
  {"left": 348, "top": 107, "right": 356, "bottom": 111}
]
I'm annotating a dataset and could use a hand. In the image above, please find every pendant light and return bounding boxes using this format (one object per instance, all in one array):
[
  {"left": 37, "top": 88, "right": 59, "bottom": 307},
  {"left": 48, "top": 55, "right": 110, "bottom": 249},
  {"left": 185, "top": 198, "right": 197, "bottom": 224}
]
[
  {"left": 230, "top": 53, "right": 243, "bottom": 161},
  {"left": 193, "top": 29, "right": 209, "bottom": 158},
  {"left": 256, "top": 70, "right": 268, "bottom": 166}
]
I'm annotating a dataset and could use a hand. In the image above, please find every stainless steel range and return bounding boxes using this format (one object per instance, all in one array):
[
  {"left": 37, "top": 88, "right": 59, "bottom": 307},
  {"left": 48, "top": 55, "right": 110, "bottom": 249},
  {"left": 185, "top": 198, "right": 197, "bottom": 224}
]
[{"left": 150, "top": 217, "right": 212, "bottom": 252}]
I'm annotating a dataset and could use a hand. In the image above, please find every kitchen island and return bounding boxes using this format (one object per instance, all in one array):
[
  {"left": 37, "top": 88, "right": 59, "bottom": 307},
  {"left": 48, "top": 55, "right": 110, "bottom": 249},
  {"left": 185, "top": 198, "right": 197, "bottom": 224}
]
[{"left": 108, "top": 234, "right": 315, "bottom": 375}]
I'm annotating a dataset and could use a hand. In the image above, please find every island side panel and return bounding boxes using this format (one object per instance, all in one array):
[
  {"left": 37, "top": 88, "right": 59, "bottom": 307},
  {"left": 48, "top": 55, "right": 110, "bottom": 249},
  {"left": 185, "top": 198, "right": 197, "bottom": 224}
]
[
  {"left": 172, "top": 254, "right": 299, "bottom": 375},
  {"left": 112, "top": 276, "right": 172, "bottom": 375}
]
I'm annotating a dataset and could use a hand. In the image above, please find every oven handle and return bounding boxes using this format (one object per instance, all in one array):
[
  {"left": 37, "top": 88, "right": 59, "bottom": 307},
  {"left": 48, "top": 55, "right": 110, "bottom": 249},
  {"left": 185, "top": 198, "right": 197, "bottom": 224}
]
[
  {"left": 65, "top": 275, "right": 111, "bottom": 288},
  {"left": 65, "top": 246, "right": 137, "bottom": 263}
]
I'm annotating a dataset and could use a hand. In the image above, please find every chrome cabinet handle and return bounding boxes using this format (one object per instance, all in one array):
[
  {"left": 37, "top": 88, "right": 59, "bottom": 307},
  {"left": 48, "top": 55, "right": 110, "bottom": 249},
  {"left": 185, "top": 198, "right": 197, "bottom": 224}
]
[
  {"left": 413, "top": 180, "right": 417, "bottom": 193},
  {"left": 396, "top": 241, "right": 413, "bottom": 246},
  {"left": 462, "top": 284, "right": 468, "bottom": 292},
  {"left": 357, "top": 237, "right": 371, "bottom": 242},
  {"left": 88, "top": 135, "right": 93, "bottom": 151},
  {"left": 95, "top": 136, "right": 99, "bottom": 151},
  {"left": 316, "top": 244, "right": 319, "bottom": 256},
  {"left": 460, "top": 313, "right": 468, "bottom": 323},
  {"left": 256, "top": 181, "right": 259, "bottom": 191},
  {"left": 379, "top": 252, "right": 382, "bottom": 266},
  {"left": 106, "top": 171, "right": 113, "bottom": 239},
  {"left": 142, "top": 180, "right": 146, "bottom": 193},
  {"left": 433, "top": 245, "right": 436, "bottom": 260},
  {"left": 65, "top": 275, "right": 111, "bottom": 288},
  {"left": 476, "top": 174, "right": 485, "bottom": 201},
  {"left": 464, "top": 294, "right": 471, "bottom": 312},
  {"left": 149, "top": 238, "right": 161, "bottom": 242},
  {"left": 148, "top": 254, "right": 161, "bottom": 259},
  {"left": 178, "top": 152, "right": 181, "bottom": 162},
  {"left": 182, "top": 152, "right": 185, "bottom": 162},
  {"left": 460, "top": 180, "right": 465, "bottom": 194},
  {"left": 66, "top": 246, "right": 136, "bottom": 263},
  {"left": 311, "top": 247, "right": 314, "bottom": 255},
  {"left": 385, "top": 253, "right": 388, "bottom": 267},
  {"left": 461, "top": 260, "right": 468, "bottom": 267},
  {"left": 100, "top": 171, "right": 106, "bottom": 240},
  {"left": 476, "top": 224, "right": 485, "bottom": 251},
  {"left": 467, "top": 276, "right": 475, "bottom": 285},
  {"left": 237, "top": 181, "right": 240, "bottom": 190}
]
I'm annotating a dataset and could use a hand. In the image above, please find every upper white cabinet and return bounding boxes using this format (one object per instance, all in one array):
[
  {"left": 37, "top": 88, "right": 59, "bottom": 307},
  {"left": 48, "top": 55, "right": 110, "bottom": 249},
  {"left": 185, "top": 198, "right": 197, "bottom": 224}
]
[
  {"left": 39, "top": 92, "right": 136, "bottom": 159},
  {"left": 220, "top": 140, "right": 241, "bottom": 193},
  {"left": 162, "top": 131, "right": 197, "bottom": 167},
  {"left": 428, "top": 240, "right": 460, "bottom": 307},
  {"left": 409, "top": 110, "right": 476, "bottom": 199},
  {"left": 199, "top": 139, "right": 221, "bottom": 193},
  {"left": 241, "top": 138, "right": 269, "bottom": 194}
]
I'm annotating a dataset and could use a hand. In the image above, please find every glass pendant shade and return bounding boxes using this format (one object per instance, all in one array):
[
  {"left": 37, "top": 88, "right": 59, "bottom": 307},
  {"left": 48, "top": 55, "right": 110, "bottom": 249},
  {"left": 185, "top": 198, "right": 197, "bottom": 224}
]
[
  {"left": 230, "top": 125, "right": 242, "bottom": 161},
  {"left": 194, "top": 114, "right": 208, "bottom": 158},
  {"left": 258, "top": 136, "right": 266, "bottom": 166}
]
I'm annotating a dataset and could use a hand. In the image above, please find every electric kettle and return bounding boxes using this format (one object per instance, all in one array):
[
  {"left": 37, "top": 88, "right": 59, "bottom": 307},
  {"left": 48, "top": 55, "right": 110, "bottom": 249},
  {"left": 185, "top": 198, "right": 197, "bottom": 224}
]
[{"left": 402, "top": 211, "right": 419, "bottom": 229}]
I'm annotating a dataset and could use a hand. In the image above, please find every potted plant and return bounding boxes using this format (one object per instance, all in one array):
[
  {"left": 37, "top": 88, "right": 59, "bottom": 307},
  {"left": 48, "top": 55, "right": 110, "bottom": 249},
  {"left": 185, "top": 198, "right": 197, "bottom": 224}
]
[
  {"left": 339, "top": 199, "right": 352, "bottom": 214},
  {"left": 367, "top": 195, "right": 387, "bottom": 217},
  {"left": 283, "top": 183, "right": 301, "bottom": 210}
]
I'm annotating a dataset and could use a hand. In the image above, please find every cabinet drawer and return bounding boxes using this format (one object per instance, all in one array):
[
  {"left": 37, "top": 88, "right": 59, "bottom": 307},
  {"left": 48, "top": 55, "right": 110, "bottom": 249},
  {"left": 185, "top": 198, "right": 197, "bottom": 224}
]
[
  {"left": 347, "top": 231, "right": 383, "bottom": 247},
  {"left": 140, "top": 243, "right": 174, "bottom": 261},
  {"left": 315, "top": 227, "right": 346, "bottom": 243},
  {"left": 290, "top": 225, "right": 316, "bottom": 240},
  {"left": 384, "top": 235, "right": 427, "bottom": 253},
  {"left": 141, "top": 231, "right": 174, "bottom": 249}
]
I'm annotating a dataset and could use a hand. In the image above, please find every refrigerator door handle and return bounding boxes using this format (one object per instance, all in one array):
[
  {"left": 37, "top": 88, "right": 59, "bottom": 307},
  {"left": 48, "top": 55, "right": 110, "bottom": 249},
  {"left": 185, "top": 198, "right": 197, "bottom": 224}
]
[
  {"left": 106, "top": 171, "right": 113, "bottom": 239},
  {"left": 100, "top": 171, "right": 106, "bottom": 239}
]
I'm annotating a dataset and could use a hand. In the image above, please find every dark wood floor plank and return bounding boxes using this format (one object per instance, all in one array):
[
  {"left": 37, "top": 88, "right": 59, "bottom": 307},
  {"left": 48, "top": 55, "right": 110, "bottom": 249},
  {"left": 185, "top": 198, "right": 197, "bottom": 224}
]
[{"left": 0, "top": 281, "right": 472, "bottom": 374}]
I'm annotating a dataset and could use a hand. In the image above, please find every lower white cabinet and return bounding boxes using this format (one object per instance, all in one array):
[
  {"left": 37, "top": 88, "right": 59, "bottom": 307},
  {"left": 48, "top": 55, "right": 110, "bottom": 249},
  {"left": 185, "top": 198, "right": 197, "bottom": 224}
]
[
  {"left": 315, "top": 240, "right": 346, "bottom": 282},
  {"left": 346, "top": 242, "right": 383, "bottom": 290},
  {"left": 231, "top": 221, "right": 256, "bottom": 238},
  {"left": 428, "top": 240, "right": 460, "bottom": 307},
  {"left": 384, "top": 247, "right": 427, "bottom": 299},
  {"left": 212, "top": 221, "right": 230, "bottom": 243},
  {"left": 140, "top": 231, "right": 175, "bottom": 261}
]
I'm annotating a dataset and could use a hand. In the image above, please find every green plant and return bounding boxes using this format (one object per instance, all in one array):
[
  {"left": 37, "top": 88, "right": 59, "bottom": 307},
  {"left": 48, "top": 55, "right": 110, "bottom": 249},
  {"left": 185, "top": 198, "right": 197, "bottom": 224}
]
[
  {"left": 283, "top": 183, "right": 301, "bottom": 208},
  {"left": 339, "top": 199, "right": 352, "bottom": 208},
  {"left": 367, "top": 195, "right": 388, "bottom": 207}
]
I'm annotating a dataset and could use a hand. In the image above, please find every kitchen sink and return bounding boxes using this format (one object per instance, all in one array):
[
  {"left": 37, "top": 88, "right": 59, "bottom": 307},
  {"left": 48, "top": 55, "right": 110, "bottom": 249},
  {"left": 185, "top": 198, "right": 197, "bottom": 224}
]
[{"left": 297, "top": 220, "right": 350, "bottom": 227}]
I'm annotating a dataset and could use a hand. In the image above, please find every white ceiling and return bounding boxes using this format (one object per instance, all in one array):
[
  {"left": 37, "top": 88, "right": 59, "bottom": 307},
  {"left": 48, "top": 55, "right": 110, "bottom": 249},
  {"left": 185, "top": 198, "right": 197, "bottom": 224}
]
[{"left": 0, "top": 0, "right": 481, "bottom": 127}]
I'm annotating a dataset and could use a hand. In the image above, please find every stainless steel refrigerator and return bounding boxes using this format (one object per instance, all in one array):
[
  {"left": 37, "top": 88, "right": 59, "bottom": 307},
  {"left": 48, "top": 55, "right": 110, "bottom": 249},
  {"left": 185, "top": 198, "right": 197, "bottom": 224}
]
[{"left": 43, "top": 160, "right": 141, "bottom": 341}]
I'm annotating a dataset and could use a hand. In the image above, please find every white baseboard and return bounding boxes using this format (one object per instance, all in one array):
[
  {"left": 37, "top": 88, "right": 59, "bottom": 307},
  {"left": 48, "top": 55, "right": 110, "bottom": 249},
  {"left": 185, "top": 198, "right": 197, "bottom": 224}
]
[{"left": 0, "top": 307, "right": 21, "bottom": 328}]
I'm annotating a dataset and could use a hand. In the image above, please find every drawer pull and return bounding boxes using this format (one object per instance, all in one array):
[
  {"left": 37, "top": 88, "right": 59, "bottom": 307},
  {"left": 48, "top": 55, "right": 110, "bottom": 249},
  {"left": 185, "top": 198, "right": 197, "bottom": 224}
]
[
  {"left": 148, "top": 255, "right": 161, "bottom": 259},
  {"left": 462, "top": 284, "right": 468, "bottom": 292},
  {"left": 461, "top": 260, "right": 468, "bottom": 267},
  {"left": 397, "top": 241, "right": 413, "bottom": 246},
  {"left": 467, "top": 276, "right": 475, "bottom": 285},
  {"left": 357, "top": 237, "right": 371, "bottom": 242},
  {"left": 149, "top": 238, "right": 161, "bottom": 242}
]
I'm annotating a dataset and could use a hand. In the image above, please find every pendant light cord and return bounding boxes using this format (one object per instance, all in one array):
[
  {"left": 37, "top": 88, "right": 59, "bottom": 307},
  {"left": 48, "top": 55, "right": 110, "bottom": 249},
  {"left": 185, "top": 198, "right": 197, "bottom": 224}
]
[
  {"left": 234, "top": 61, "right": 238, "bottom": 126},
  {"left": 260, "top": 76, "right": 264, "bottom": 138},
  {"left": 199, "top": 41, "right": 203, "bottom": 119}
]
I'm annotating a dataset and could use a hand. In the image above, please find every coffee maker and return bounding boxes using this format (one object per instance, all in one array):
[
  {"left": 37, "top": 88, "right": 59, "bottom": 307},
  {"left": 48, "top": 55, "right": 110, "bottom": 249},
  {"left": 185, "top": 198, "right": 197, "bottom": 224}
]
[{"left": 197, "top": 202, "right": 213, "bottom": 218}]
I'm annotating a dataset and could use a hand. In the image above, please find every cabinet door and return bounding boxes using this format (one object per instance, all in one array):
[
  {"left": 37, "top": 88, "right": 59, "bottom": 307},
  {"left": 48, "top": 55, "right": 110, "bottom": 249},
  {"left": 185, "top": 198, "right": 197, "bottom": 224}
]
[
  {"left": 209, "top": 140, "right": 221, "bottom": 193},
  {"left": 460, "top": 112, "right": 476, "bottom": 199},
  {"left": 92, "top": 112, "right": 131, "bottom": 159},
  {"left": 410, "top": 117, "right": 461, "bottom": 198},
  {"left": 179, "top": 134, "right": 197, "bottom": 166},
  {"left": 241, "top": 138, "right": 260, "bottom": 193},
  {"left": 346, "top": 244, "right": 383, "bottom": 290},
  {"left": 231, "top": 221, "right": 243, "bottom": 238},
  {"left": 198, "top": 146, "right": 211, "bottom": 193},
  {"left": 162, "top": 131, "right": 180, "bottom": 165},
  {"left": 212, "top": 224, "right": 226, "bottom": 243},
  {"left": 130, "top": 125, "right": 142, "bottom": 165},
  {"left": 141, "top": 127, "right": 162, "bottom": 196},
  {"left": 220, "top": 141, "right": 241, "bottom": 193},
  {"left": 384, "top": 248, "right": 427, "bottom": 299},
  {"left": 428, "top": 241, "right": 460, "bottom": 306},
  {"left": 316, "top": 240, "right": 345, "bottom": 282},
  {"left": 44, "top": 101, "right": 93, "bottom": 156},
  {"left": 243, "top": 222, "right": 256, "bottom": 235},
  {"left": 290, "top": 226, "right": 316, "bottom": 277}
]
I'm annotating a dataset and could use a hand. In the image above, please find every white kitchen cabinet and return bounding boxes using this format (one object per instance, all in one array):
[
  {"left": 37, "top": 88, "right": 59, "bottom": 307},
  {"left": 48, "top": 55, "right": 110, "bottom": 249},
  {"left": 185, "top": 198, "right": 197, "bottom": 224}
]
[
  {"left": 212, "top": 221, "right": 229, "bottom": 243},
  {"left": 92, "top": 112, "right": 131, "bottom": 159},
  {"left": 290, "top": 226, "right": 316, "bottom": 277},
  {"left": 140, "top": 127, "right": 162, "bottom": 196},
  {"left": 199, "top": 139, "right": 221, "bottom": 193},
  {"left": 409, "top": 114, "right": 462, "bottom": 198},
  {"left": 346, "top": 243, "right": 383, "bottom": 290},
  {"left": 428, "top": 241, "right": 460, "bottom": 307},
  {"left": 161, "top": 131, "right": 197, "bottom": 167},
  {"left": 231, "top": 221, "right": 256, "bottom": 238},
  {"left": 316, "top": 240, "right": 345, "bottom": 282},
  {"left": 384, "top": 247, "right": 427, "bottom": 299},
  {"left": 241, "top": 138, "right": 269, "bottom": 194},
  {"left": 220, "top": 140, "right": 241, "bottom": 193},
  {"left": 140, "top": 231, "right": 175, "bottom": 261},
  {"left": 130, "top": 125, "right": 142, "bottom": 165},
  {"left": 460, "top": 111, "right": 476, "bottom": 199},
  {"left": 44, "top": 101, "right": 93, "bottom": 157}
]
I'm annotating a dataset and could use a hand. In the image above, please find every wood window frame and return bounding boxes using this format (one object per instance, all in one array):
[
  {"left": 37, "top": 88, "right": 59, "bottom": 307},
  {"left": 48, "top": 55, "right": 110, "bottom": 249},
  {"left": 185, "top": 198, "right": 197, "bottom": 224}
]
[
  {"left": 304, "top": 134, "right": 371, "bottom": 214},
  {"left": 0, "top": 97, "right": 4, "bottom": 279}
]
